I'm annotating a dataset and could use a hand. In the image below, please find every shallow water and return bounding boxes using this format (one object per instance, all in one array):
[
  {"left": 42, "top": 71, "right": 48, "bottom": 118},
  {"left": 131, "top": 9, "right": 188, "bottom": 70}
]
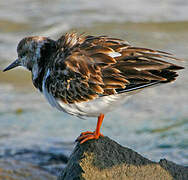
[{"left": 0, "top": 0, "right": 188, "bottom": 175}]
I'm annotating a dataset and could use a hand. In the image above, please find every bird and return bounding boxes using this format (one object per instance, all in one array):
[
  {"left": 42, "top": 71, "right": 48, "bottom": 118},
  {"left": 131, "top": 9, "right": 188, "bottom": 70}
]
[{"left": 3, "top": 32, "right": 184, "bottom": 144}]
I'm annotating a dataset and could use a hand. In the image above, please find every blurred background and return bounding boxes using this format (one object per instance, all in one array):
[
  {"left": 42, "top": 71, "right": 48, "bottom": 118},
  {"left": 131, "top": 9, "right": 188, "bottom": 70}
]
[{"left": 0, "top": 0, "right": 188, "bottom": 177}]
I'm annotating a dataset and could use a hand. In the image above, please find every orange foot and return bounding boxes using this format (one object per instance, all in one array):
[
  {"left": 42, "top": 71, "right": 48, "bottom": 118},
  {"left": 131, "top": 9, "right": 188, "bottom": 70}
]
[
  {"left": 76, "top": 113, "right": 105, "bottom": 144},
  {"left": 77, "top": 131, "right": 104, "bottom": 144},
  {"left": 80, "top": 131, "right": 104, "bottom": 136}
]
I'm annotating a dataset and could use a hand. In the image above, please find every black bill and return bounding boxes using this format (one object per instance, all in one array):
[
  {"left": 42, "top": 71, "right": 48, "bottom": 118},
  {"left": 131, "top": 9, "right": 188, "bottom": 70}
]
[{"left": 3, "top": 59, "right": 20, "bottom": 72}]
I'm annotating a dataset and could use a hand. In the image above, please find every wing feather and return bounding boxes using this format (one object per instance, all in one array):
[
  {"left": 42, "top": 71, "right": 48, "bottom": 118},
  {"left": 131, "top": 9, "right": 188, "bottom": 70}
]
[{"left": 47, "top": 32, "right": 184, "bottom": 104}]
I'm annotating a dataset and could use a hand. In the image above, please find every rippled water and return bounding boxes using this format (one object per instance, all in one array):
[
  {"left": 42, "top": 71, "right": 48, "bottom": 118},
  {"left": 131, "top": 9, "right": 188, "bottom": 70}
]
[{"left": 0, "top": 0, "right": 188, "bottom": 175}]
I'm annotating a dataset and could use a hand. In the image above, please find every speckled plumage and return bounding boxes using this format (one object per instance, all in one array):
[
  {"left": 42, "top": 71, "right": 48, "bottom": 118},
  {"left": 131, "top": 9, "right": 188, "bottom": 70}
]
[
  {"left": 48, "top": 34, "right": 183, "bottom": 104},
  {"left": 3, "top": 32, "right": 184, "bottom": 143},
  {"left": 5, "top": 32, "right": 184, "bottom": 117}
]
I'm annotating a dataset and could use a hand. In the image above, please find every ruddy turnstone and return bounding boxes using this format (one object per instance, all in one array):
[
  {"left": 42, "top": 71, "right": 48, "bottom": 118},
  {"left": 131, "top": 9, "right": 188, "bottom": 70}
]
[{"left": 3, "top": 32, "right": 184, "bottom": 144}]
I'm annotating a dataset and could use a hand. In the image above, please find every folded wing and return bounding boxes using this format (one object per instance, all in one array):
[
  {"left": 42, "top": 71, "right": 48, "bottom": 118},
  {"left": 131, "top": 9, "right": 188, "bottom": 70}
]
[{"left": 46, "top": 33, "right": 184, "bottom": 104}]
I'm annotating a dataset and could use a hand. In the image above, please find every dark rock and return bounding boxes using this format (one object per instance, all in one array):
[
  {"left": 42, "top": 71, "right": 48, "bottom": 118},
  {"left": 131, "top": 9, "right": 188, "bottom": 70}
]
[
  {"left": 58, "top": 136, "right": 188, "bottom": 180},
  {"left": 0, "top": 158, "right": 56, "bottom": 180},
  {"left": 1, "top": 147, "right": 69, "bottom": 176}
]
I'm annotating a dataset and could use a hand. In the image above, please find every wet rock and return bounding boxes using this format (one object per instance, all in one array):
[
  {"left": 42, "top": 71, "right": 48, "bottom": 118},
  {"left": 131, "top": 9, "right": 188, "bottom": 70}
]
[
  {"left": 0, "top": 158, "right": 56, "bottom": 180},
  {"left": 58, "top": 136, "right": 188, "bottom": 180},
  {"left": 1, "top": 147, "right": 69, "bottom": 176}
]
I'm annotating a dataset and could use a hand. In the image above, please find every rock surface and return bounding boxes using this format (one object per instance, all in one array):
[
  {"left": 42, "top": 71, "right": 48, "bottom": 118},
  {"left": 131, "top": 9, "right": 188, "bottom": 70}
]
[
  {"left": 0, "top": 158, "right": 56, "bottom": 180},
  {"left": 58, "top": 136, "right": 188, "bottom": 180}
]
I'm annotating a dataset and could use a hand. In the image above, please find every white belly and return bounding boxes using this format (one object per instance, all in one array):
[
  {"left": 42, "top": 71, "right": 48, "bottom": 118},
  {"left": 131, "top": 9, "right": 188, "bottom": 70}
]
[
  {"left": 42, "top": 69, "right": 136, "bottom": 117},
  {"left": 57, "top": 93, "right": 131, "bottom": 117}
]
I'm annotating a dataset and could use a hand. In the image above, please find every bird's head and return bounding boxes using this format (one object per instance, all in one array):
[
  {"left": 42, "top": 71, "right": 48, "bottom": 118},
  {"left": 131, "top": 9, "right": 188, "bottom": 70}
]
[{"left": 3, "top": 36, "right": 55, "bottom": 79}]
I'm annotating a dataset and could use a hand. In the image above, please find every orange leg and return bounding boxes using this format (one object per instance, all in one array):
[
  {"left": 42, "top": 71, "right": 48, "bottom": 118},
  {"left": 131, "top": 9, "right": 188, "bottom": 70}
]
[{"left": 77, "top": 114, "right": 104, "bottom": 144}]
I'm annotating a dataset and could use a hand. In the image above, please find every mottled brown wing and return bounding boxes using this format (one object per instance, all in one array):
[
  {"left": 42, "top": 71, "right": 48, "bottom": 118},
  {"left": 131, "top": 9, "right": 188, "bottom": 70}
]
[{"left": 48, "top": 33, "right": 184, "bottom": 104}]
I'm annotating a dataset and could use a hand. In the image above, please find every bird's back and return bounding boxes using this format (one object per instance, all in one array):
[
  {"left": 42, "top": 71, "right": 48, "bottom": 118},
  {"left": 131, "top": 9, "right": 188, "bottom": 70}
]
[{"left": 43, "top": 32, "right": 183, "bottom": 107}]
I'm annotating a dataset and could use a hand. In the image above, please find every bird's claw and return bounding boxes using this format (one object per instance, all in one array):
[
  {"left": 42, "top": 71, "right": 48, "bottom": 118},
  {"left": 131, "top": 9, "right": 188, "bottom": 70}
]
[{"left": 76, "top": 131, "right": 104, "bottom": 144}]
